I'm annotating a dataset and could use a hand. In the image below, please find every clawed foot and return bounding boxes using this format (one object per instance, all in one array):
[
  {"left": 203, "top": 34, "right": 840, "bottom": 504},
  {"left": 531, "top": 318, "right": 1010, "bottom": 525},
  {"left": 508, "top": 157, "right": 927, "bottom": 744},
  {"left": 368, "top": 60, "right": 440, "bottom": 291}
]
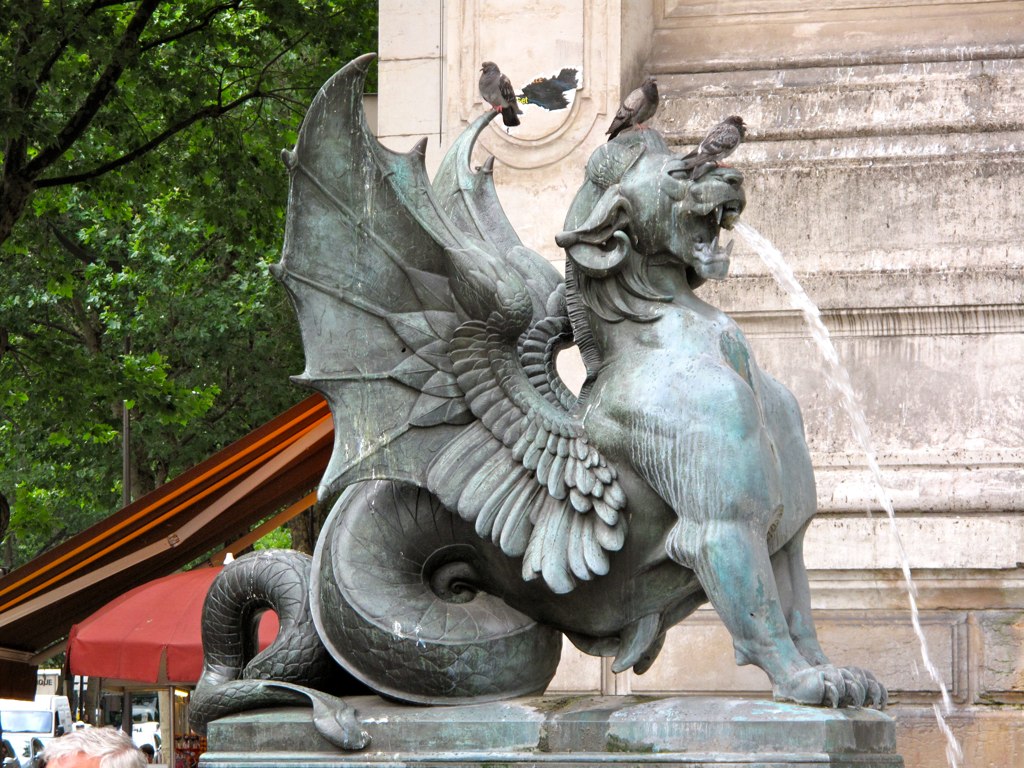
[{"left": 774, "top": 665, "right": 887, "bottom": 709}]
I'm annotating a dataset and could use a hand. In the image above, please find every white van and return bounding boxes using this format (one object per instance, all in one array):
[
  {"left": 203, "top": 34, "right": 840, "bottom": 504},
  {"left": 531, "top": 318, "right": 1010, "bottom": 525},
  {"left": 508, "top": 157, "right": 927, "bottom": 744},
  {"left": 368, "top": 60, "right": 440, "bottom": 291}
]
[{"left": 0, "top": 696, "right": 73, "bottom": 767}]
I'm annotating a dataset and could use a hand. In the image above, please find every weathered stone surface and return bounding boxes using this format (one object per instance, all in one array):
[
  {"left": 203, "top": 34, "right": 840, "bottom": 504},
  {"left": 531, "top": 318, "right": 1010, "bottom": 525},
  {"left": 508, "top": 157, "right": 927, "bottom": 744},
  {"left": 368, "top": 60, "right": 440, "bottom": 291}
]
[
  {"left": 547, "top": 640, "right": 604, "bottom": 693},
  {"left": 201, "top": 695, "right": 903, "bottom": 767},
  {"left": 894, "top": 706, "right": 1024, "bottom": 768},
  {"left": 365, "top": 3, "right": 1024, "bottom": 766},
  {"left": 629, "top": 611, "right": 964, "bottom": 700},
  {"left": 975, "top": 610, "right": 1024, "bottom": 701},
  {"left": 650, "top": 1, "right": 1024, "bottom": 73},
  {"left": 710, "top": 150, "right": 1024, "bottom": 281},
  {"left": 657, "top": 59, "right": 1024, "bottom": 142},
  {"left": 802, "top": 517, "right": 1024, "bottom": 570}
]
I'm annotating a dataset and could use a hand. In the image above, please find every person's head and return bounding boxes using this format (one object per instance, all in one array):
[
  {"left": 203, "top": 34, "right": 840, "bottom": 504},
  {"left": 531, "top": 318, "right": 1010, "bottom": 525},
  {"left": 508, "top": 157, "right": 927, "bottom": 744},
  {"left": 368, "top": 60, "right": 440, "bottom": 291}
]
[
  {"left": 139, "top": 744, "right": 154, "bottom": 763},
  {"left": 41, "top": 727, "right": 146, "bottom": 768}
]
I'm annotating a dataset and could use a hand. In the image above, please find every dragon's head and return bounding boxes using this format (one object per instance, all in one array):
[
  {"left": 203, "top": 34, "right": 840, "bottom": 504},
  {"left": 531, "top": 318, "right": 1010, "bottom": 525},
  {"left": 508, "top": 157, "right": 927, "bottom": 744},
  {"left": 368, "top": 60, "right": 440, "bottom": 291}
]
[
  {"left": 556, "top": 131, "right": 745, "bottom": 322},
  {"left": 620, "top": 149, "right": 745, "bottom": 284}
]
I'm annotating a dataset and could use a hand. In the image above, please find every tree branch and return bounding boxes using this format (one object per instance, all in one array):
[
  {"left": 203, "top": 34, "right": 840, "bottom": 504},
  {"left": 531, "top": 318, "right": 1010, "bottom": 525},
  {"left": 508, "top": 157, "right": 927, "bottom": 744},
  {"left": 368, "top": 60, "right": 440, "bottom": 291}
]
[
  {"left": 0, "top": 493, "right": 10, "bottom": 548},
  {"left": 67, "top": 296, "right": 104, "bottom": 355},
  {"left": 23, "top": 0, "right": 163, "bottom": 179},
  {"left": 26, "top": 1, "right": 180, "bottom": 121},
  {"left": 35, "top": 91, "right": 264, "bottom": 188},
  {"left": 22, "top": 316, "right": 88, "bottom": 346},
  {"left": 31, "top": 528, "right": 71, "bottom": 561},
  {"left": 4, "top": 1, "right": 43, "bottom": 174},
  {"left": 140, "top": 0, "right": 240, "bottom": 52},
  {"left": 89, "top": 0, "right": 142, "bottom": 10},
  {"left": 46, "top": 221, "right": 105, "bottom": 267}
]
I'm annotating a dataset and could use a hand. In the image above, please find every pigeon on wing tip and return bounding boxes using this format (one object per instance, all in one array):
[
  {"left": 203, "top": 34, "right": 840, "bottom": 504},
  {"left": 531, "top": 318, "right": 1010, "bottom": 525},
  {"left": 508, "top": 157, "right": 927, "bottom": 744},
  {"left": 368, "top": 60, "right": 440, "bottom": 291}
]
[
  {"left": 479, "top": 61, "right": 523, "bottom": 128},
  {"left": 683, "top": 115, "right": 747, "bottom": 180},
  {"left": 606, "top": 76, "right": 658, "bottom": 141}
]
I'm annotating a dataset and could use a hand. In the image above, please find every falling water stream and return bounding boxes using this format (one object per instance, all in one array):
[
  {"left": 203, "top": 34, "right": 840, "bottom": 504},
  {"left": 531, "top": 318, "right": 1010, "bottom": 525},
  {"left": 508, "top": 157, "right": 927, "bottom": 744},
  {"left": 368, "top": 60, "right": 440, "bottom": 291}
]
[{"left": 733, "top": 222, "right": 964, "bottom": 768}]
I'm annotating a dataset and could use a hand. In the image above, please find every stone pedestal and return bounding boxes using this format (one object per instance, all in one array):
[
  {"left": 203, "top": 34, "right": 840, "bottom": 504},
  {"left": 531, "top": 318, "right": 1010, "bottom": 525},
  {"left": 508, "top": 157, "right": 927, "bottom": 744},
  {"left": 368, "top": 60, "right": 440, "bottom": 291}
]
[{"left": 200, "top": 695, "right": 902, "bottom": 767}]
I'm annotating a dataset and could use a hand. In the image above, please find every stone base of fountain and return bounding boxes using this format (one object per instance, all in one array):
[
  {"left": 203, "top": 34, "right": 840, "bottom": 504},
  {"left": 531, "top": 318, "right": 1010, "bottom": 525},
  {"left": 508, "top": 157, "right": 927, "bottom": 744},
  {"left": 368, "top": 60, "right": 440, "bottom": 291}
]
[{"left": 200, "top": 695, "right": 903, "bottom": 767}]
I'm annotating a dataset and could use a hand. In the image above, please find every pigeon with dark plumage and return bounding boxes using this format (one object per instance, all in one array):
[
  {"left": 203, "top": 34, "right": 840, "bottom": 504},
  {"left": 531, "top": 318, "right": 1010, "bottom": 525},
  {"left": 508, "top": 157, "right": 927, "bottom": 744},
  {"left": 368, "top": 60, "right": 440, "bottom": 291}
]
[
  {"left": 682, "top": 115, "right": 747, "bottom": 180},
  {"left": 606, "top": 76, "right": 658, "bottom": 141},
  {"left": 479, "top": 61, "right": 522, "bottom": 127},
  {"left": 521, "top": 67, "right": 579, "bottom": 111}
]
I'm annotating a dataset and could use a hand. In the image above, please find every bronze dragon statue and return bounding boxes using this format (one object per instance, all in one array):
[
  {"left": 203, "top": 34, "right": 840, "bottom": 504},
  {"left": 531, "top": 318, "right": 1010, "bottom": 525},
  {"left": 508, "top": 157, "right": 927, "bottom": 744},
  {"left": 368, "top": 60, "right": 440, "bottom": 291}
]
[{"left": 190, "top": 54, "right": 886, "bottom": 749}]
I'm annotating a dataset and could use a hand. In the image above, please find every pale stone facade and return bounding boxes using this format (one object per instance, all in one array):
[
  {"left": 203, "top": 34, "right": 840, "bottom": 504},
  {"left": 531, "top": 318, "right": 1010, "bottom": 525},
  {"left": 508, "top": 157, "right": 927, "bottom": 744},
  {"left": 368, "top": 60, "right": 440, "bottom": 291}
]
[{"left": 376, "top": 2, "right": 1024, "bottom": 766}]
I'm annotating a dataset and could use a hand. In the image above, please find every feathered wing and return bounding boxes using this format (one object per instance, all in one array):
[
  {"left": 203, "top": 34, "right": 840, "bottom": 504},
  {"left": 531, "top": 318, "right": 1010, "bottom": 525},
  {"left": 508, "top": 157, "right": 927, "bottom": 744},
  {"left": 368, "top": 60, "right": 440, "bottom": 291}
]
[
  {"left": 276, "top": 54, "right": 627, "bottom": 594},
  {"left": 606, "top": 87, "right": 643, "bottom": 139}
]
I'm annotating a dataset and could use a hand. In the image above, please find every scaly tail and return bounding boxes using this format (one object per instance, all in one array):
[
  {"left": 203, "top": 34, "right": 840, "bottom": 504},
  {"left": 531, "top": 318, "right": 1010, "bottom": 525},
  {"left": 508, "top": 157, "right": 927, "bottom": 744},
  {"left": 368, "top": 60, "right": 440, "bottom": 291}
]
[{"left": 189, "top": 550, "right": 369, "bottom": 750}]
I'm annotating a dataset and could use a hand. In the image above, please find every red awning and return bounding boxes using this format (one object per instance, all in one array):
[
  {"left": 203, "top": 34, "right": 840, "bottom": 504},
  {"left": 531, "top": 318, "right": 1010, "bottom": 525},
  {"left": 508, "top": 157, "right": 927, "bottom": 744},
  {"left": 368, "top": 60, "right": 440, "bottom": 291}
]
[
  {"left": 66, "top": 566, "right": 278, "bottom": 685},
  {"left": 0, "top": 394, "right": 328, "bottom": 697}
]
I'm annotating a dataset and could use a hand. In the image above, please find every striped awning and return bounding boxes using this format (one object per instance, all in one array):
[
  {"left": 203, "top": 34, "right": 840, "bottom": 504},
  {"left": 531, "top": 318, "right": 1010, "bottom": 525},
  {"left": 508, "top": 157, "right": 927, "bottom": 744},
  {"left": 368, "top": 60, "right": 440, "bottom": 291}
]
[{"left": 0, "top": 394, "right": 331, "bottom": 696}]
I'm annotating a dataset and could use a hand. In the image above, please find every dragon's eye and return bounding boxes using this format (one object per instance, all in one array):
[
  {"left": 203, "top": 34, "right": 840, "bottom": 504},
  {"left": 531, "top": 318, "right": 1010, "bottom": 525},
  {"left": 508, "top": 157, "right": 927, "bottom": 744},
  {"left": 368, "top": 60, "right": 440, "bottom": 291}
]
[
  {"left": 666, "top": 162, "right": 689, "bottom": 180},
  {"left": 663, "top": 164, "right": 690, "bottom": 200}
]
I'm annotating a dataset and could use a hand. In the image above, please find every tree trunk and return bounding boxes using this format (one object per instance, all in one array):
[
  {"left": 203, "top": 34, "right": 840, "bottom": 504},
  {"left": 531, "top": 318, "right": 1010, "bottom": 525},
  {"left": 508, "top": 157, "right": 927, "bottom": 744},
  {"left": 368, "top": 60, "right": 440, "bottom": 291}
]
[
  {"left": 286, "top": 497, "right": 332, "bottom": 555},
  {"left": 0, "top": 173, "right": 33, "bottom": 247}
]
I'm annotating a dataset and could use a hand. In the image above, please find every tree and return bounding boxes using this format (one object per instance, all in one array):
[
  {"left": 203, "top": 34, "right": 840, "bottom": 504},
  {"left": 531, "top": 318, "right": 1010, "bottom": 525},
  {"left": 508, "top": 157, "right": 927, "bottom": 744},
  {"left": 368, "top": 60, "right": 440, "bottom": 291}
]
[{"left": 0, "top": 0, "right": 378, "bottom": 569}]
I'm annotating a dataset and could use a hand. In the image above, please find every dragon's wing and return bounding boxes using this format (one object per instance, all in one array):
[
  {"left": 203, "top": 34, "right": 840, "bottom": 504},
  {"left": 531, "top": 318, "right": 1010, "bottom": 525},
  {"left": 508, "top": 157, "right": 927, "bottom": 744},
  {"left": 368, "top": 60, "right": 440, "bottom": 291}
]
[
  {"left": 273, "top": 54, "right": 472, "bottom": 497},
  {"left": 276, "top": 54, "right": 626, "bottom": 594}
]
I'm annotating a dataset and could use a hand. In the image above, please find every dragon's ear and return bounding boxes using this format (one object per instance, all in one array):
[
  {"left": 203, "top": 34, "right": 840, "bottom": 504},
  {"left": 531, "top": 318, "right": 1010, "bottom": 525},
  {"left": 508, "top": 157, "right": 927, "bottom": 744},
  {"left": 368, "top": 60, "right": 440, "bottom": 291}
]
[{"left": 555, "top": 187, "right": 632, "bottom": 277}]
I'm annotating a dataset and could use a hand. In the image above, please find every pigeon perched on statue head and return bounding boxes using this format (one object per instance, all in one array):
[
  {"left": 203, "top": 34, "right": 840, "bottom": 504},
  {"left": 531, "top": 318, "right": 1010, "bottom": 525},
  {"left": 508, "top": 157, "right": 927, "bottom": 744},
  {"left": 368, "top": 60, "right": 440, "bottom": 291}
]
[
  {"left": 605, "top": 76, "right": 658, "bottom": 141},
  {"left": 479, "top": 61, "right": 523, "bottom": 128},
  {"left": 683, "top": 115, "right": 747, "bottom": 180}
]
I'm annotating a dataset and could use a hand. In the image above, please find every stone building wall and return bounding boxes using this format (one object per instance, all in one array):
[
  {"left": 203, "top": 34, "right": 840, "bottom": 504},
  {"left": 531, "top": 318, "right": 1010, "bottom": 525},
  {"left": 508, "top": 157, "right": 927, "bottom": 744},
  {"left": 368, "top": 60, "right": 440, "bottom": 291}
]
[{"left": 376, "top": 2, "right": 1024, "bottom": 765}]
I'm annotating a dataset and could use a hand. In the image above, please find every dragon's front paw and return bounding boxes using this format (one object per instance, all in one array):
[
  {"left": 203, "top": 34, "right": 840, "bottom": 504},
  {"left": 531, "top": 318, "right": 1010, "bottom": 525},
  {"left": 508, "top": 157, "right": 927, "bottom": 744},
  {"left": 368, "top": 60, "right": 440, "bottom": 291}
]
[
  {"left": 774, "top": 665, "right": 887, "bottom": 709},
  {"left": 841, "top": 666, "right": 888, "bottom": 709},
  {"left": 773, "top": 666, "right": 847, "bottom": 708}
]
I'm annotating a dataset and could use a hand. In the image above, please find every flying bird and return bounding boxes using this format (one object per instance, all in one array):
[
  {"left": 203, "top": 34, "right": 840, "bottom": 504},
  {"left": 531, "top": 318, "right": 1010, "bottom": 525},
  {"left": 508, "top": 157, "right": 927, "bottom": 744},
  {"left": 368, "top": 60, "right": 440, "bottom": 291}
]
[
  {"left": 683, "top": 115, "right": 747, "bottom": 180},
  {"left": 479, "top": 61, "right": 523, "bottom": 128},
  {"left": 521, "top": 67, "right": 579, "bottom": 111},
  {"left": 606, "top": 76, "right": 658, "bottom": 141}
]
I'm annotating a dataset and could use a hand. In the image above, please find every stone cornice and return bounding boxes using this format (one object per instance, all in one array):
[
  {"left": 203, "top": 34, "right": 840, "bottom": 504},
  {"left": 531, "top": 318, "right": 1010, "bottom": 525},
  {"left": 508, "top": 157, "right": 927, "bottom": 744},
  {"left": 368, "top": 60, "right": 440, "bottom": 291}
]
[
  {"left": 651, "top": 1, "right": 1024, "bottom": 74},
  {"left": 732, "top": 303, "right": 1024, "bottom": 338},
  {"left": 814, "top": 459, "right": 1024, "bottom": 515}
]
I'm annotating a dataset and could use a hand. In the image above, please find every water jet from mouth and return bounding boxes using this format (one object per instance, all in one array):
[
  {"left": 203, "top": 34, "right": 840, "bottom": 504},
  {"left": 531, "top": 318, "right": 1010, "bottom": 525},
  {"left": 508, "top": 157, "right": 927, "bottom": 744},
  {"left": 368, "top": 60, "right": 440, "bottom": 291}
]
[{"left": 733, "top": 220, "right": 964, "bottom": 768}]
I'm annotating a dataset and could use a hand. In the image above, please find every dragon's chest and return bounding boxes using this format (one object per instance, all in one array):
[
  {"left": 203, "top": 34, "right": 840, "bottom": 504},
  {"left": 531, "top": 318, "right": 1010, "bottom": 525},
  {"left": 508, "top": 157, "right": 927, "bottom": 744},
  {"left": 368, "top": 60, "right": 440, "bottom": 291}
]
[{"left": 718, "top": 328, "right": 755, "bottom": 388}]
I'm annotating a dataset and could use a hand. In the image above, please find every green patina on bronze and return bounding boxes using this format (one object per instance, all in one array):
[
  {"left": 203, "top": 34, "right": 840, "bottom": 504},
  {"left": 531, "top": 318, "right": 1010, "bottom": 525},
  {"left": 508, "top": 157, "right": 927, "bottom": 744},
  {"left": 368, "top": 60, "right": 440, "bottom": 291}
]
[{"left": 189, "top": 54, "right": 888, "bottom": 753}]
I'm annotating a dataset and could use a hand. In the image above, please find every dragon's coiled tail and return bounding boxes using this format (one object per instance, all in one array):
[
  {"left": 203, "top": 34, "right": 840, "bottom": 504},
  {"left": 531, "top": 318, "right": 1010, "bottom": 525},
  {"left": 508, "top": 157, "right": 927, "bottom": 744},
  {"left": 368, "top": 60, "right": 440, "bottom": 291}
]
[
  {"left": 312, "top": 481, "right": 563, "bottom": 704},
  {"left": 188, "top": 550, "right": 360, "bottom": 736}
]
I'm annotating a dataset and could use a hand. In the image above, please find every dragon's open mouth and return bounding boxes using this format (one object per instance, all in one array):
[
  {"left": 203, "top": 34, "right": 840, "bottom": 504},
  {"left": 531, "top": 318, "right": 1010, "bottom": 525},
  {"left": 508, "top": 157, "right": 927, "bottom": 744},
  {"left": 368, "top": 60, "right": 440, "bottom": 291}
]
[
  {"left": 694, "top": 197, "right": 743, "bottom": 230},
  {"left": 693, "top": 234, "right": 733, "bottom": 263},
  {"left": 717, "top": 199, "right": 744, "bottom": 230},
  {"left": 690, "top": 199, "right": 743, "bottom": 279}
]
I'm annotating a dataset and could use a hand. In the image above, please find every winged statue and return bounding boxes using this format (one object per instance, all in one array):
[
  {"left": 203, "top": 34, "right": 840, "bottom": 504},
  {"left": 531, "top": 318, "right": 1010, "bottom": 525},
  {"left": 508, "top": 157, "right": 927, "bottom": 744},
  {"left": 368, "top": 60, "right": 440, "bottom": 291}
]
[{"left": 189, "top": 54, "right": 886, "bottom": 750}]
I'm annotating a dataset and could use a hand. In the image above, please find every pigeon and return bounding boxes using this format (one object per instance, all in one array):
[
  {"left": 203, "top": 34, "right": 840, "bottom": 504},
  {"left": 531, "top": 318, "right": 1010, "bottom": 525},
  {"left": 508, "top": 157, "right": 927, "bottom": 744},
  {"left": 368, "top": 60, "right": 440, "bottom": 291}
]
[
  {"left": 479, "top": 61, "right": 522, "bottom": 127},
  {"left": 521, "top": 67, "right": 579, "bottom": 111},
  {"left": 606, "top": 76, "right": 658, "bottom": 141},
  {"left": 683, "top": 115, "right": 747, "bottom": 180}
]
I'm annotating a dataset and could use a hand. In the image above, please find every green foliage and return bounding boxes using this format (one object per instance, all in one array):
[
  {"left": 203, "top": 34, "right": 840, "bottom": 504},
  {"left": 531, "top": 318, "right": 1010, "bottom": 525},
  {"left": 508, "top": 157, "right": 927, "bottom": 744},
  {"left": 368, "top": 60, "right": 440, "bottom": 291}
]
[
  {"left": 0, "top": 0, "right": 377, "bottom": 569},
  {"left": 253, "top": 525, "right": 292, "bottom": 550}
]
